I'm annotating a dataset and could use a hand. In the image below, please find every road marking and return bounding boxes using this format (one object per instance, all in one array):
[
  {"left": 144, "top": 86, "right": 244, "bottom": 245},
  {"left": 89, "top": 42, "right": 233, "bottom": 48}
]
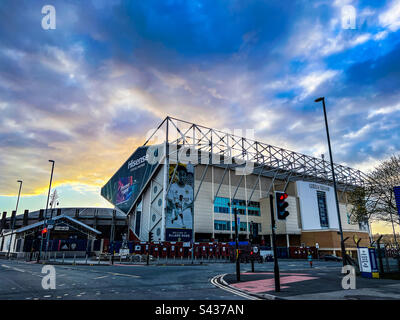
[
  {"left": 1, "top": 264, "right": 26, "bottom": 273},
  {"left": 108, "top": 272, "right": 140, "bottom": 278},
  {"left": 210, "top": 274, "right": 261, "bottom": 300},
  {"left": 231, "top": 275, "right": 319, "bottom": 294},
  {"left": 93, "top": 275, "right": 109, "bottom": 279}
]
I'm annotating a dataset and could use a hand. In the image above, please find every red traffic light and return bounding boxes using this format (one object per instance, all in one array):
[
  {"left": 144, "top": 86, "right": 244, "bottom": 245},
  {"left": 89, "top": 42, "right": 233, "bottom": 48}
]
[
  {"left": 279, "top": 193, "right": 288, "bottom": 200},
  {"left": 41, "top": 228, "right": 47, "bottom": 234},
  {"left": 250, "top": 251, "right": 254, "bottom": 255}
]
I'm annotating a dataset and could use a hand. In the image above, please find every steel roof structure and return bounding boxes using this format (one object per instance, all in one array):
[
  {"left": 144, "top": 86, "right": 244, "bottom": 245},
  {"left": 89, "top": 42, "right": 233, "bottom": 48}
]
[{"left": 143, "top": 116, "right": 368, "bottom": 193}]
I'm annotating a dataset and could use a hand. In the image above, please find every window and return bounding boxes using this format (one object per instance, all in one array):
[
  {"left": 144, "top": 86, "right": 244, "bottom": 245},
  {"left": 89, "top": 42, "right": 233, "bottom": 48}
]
[
  {"left": 214, "top": 220, "right": 231, "bottom": 231},
  {"left": 135, "top": 211, "right": 141, "bottom": 235},
  {"left": 214, "top": 197, "right": 260, "bottom": 216},
  {"left": 359, "top": 220, "right": 369, "bottom": 231},
  {"left": 317, "top": 191, "right": 329, "bottom": 228},
  {"left": 232, "top": 221, "right": 248, "bottom": 231},
  {"left": 249, "top": 222, "right": 261, "bottom": 233}
]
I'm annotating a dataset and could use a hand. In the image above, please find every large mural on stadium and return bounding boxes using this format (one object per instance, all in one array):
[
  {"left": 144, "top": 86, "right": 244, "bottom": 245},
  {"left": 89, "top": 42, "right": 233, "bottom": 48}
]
[
  {"left": 101, "top": 146, "right": 159, "bottom": 213},
  {"left": 165, "top": 163, "right": 194, "bottom": 242}
]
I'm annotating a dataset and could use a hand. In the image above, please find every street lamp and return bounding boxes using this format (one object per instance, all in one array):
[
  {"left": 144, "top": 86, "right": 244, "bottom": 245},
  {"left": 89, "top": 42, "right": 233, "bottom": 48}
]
[
  {"left": 39, "top": 160, "right": 55, "bottom": 261},
  {"left": 6, "top": 180, "right": 23, "bottom": 259},
  {"left": 314, "top": 97, "right": 347, "bottom": 266}
]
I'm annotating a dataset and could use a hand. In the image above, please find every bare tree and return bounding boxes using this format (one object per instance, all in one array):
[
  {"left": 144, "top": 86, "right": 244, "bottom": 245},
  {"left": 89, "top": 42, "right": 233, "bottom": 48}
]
[{"left": 349, "top": 155, "right": 400, "bottom": 228}]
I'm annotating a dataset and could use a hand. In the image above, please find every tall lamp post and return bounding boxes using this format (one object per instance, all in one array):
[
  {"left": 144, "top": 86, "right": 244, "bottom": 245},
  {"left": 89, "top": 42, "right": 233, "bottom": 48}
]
[
  {"left": 7, "top": 180, "right": 23, "bottom": 259},
  {"left": 315, "top": 97, "right": 347, "bottom": 266},
  {"left": 39, "top": 160, "right": 55, "bottom": 261}
]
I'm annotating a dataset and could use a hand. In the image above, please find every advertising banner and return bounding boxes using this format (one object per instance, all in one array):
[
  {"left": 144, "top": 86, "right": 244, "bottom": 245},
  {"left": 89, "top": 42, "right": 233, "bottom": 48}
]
[
  {"left": 101, "top": 146, "right": 159, "bottom": 213},
  {"left": 165, "top": 163, "right": 194, "bottom": 242},
  {"left": 394, "top": 186, "right": 400, "bottom": 219}
]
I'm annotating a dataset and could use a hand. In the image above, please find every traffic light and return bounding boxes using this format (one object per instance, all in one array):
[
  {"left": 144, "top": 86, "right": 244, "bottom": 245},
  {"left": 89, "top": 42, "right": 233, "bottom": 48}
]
[
  {"left": 252, "top": 222, "right": 258, "bottom": 238},
  {"left": 276, "top": 192, "right": 289, "bottom": 220},
  {"left": 41, "top": 227, "right": 48, "bottom": 235},
  {"left": 149, "top": 231, "right": 153, "bottom": 242}
]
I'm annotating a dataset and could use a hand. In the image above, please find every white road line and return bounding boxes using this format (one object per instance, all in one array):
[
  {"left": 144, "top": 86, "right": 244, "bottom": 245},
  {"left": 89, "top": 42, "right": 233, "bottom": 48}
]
[
  {"left": 210, "top": 274, "right": 261, "bottom": 300},
  {"left": 108, "top": 272, "right": 140, "bottom": 278},
  {"left": 1, "top": 264, "right": 26, "bottom": 273},
  {"left": 93, "top": 275, "right": 109, "bottom": 279}
]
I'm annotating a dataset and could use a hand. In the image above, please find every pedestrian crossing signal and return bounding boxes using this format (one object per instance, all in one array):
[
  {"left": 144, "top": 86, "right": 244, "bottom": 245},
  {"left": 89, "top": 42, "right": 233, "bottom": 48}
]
[
  {"left": 276, "top": 192, "right": 289, "bottom": 220},
  {"left": 41, "top": 227, "right": 48, "bottom": 234}
]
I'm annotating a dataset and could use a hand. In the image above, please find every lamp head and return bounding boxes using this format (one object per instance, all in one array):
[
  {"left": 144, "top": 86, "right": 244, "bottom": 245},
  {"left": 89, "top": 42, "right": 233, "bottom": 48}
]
[
  {"left": 49, "top": 160, "right": 55, "bottom": 163},
  {"left": 315, "top": 97, "right": 324, "bottom": 103},
  {"left": 17, "top": 180, "right": 22, "bottom": 183}
]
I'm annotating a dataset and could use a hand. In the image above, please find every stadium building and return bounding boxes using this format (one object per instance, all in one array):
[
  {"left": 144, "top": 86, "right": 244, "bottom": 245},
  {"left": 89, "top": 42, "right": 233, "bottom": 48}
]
[
  {"left": 0, "top": 207, "right": 128, "bottom": 257},
  {"left": 101, "top": 117, "right": 371, "bottom": 257}
]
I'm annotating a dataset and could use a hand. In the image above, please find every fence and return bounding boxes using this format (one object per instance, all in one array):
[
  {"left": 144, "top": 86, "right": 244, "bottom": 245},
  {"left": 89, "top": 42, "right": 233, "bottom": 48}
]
[{"left": 377, "top": 247, "right": 400, "bottom": 274}]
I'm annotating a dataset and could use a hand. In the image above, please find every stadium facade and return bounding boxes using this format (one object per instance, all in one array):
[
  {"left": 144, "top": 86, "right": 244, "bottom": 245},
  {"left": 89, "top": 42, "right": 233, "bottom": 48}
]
[{"left": 101, "top": 117, "right": 371, "bottom": 257}]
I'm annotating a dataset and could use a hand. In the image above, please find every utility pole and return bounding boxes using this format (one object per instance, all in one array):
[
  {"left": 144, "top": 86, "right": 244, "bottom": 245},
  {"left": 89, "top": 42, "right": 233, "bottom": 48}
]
[
  {"left": 7, "top": 180, "right": 23, "bottom": 259},
  {"left": 315, "top": 97, "right": 347, "bottom": 266},
  {"left": 270, "top": 194, "right": 280, "bottom": 292}
]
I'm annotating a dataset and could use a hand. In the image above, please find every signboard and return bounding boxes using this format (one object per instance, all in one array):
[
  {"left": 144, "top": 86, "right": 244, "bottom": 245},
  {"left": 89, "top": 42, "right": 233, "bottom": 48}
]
[
  {"left": 394, "top": 186, "right": 400, "bottom": 219},
  {"left": 54, "top": 226, "right": 69, "bottom": 231},
  {"left": 358, "top": 247, "right": 379, "bottom": 278},
  {"left": 165, "top": 163, "right": 194, "bottom": 242},
  {"left": 119, "top": 248, "right": 130, "bottom": 257},
  {"left": 358, "top": 247, "right": 371, "bottom": 273},
  {"left": 101, "top": 146, "right": 159, "bottom": 213}
]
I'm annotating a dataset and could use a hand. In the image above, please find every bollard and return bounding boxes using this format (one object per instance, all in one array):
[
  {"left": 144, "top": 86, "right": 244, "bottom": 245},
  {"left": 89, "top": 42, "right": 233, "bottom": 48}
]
[
  {"left": 73, "top": 254, "right": 76, "bottom": 265},
  {"left": 54, "top": 252, "right": 56, "bottom": 262},
  {"left": 120, "top": 255, "right": 122, "bottom": 263},
  {"left": 62, "top": 253, "right": 65, "bottom": 264},
  {"left": 86, "top": 254, "right": 88, "bottom": 265},
  {"left": 98, "top": 254, "right": 101, "bottom": 265}
]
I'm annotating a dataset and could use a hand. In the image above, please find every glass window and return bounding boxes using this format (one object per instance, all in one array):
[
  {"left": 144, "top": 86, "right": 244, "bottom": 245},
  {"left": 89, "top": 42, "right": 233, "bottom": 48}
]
[
  {"left": 317, "top": 191, "right": 329, "bottom": 228},
  {"left": 214, "top": 220, "right": 231, "bottom": 231}
]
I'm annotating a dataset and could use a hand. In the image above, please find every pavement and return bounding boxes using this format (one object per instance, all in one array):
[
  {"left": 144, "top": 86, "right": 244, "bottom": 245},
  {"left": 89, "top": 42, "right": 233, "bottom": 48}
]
[{"left": 222, "top": 263, "right": 400, "bottom": 300}]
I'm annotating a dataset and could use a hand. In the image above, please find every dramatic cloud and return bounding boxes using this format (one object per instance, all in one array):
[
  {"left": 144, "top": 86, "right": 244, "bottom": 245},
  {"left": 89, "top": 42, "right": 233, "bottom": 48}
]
[{"left": 0, "top": 0, "right": 399, "bottom": 216}]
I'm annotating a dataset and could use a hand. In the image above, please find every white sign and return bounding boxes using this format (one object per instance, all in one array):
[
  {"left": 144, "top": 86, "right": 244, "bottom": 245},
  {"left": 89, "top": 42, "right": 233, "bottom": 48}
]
[
  {"left": 120, "top": 249, "right": 129, "bottom": 256},
  {"left": 54, "top": 226, "right": 69, "bottom": 231},
  {"left": 316, "top": 243, "right": 319, "bottom": 249},
  {"left": 358, "top": 248, "right": 371, "bottom": 273},
  {"left": 253, "top": 247, "right": 259, "bottom": 254},
  {"left": 135, "top": 245, "right": 141, "bottom": 251}
]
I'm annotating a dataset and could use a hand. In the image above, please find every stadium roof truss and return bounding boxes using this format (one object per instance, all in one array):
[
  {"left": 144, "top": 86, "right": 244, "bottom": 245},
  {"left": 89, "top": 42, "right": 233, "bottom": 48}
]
[
  {"left": 124, "top": 116, "right": 370, "bottom": 226},
  {"left": 143, "top": 117, "right": 368, "bottom": 198}
]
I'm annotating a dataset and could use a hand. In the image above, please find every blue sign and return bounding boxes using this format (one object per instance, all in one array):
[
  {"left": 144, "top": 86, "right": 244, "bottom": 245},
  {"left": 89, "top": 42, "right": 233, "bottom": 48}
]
[
  {"left": 228, "top": 241, "right": 249, "bottom": 246},
  {"left": 394, "top": 186, "right": 400, "bottom": 219}
]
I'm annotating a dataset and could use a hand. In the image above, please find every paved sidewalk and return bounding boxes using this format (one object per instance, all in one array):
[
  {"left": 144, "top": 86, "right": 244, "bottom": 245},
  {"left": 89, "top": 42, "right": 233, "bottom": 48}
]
[{"left": 223, "top": 269, "right": 400, "bottom": 300}]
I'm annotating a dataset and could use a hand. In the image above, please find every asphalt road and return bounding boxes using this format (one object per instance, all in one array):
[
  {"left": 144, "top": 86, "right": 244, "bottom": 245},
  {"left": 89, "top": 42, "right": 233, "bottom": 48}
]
[{"left": 0, "top": 259, "right": 343, "bottom": 300}]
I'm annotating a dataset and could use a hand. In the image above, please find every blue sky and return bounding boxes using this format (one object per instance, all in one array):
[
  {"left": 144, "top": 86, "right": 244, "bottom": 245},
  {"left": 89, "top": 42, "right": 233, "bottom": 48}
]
[{"left": 1, "top": 0, "right": 400, "bottom": 232}]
